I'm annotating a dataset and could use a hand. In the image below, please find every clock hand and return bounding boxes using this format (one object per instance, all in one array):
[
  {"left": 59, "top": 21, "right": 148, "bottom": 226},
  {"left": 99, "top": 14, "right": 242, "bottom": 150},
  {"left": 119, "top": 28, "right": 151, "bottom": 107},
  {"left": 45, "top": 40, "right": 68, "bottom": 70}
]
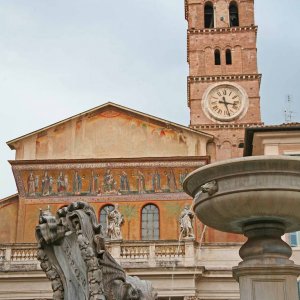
[{"left": 220, "top": 97, "right": 231, "bottom": 116}]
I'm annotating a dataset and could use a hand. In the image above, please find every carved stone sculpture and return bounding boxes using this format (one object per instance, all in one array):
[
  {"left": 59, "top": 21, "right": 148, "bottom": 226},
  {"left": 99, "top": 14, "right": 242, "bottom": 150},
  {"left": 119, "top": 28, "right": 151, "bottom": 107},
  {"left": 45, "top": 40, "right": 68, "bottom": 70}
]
[
  {"left": 106, "top": 204, "right": 124, "bottom": 240},
  {"left": 36, "top": 202, "right": 157, "bottom": 300},
  {"left": 179, "top": 205, "right": 194, "bottom": 239}
]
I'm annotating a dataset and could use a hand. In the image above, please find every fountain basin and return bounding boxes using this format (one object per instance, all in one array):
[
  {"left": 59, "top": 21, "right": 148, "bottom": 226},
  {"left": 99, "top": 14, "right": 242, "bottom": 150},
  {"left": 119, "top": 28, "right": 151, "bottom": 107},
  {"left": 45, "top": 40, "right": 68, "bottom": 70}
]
[{"left": 183, "top": 156, "right": 300, "bottom": 234}]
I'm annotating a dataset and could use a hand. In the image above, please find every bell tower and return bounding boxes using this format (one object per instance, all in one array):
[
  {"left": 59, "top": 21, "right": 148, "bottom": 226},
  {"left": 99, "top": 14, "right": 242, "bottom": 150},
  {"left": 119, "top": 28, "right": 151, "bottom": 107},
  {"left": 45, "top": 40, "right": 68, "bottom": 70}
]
[{"left": 185, "top": 0, "right": 263, "bottom": 161}]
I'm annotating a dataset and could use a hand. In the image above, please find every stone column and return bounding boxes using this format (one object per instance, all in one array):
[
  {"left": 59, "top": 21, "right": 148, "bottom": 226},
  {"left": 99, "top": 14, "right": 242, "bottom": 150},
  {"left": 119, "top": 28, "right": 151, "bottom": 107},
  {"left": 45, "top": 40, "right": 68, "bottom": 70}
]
[{"left": 233, "top": 222, "right": 300, "bottom": 300}]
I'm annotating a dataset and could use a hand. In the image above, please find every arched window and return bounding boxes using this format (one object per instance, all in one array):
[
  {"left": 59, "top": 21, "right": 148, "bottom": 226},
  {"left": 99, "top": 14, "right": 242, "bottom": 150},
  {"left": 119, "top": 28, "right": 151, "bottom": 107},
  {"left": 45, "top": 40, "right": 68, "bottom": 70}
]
[
  {"left": 229, "top": 2, "right": 239, "bottom": 27},
  {"left": 214, "top": 49, "right": 221, "bottom": 65},
  {"left": 99, "top": 204, "right": 114, "bottom": 235},
  {"left": 226, "top": 49, "right": 232, "bottom": 65},
  {"left": 141, "top": 204, "right": 159, "bottom": 240},
  {"left": 204, "top": 2, "right": 214, "bottom": 28}
]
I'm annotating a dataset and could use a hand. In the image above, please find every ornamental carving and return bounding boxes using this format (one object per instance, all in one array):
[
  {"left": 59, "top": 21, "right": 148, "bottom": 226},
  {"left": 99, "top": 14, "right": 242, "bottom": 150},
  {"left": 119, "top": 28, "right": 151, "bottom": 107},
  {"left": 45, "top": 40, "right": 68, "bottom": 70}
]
[{"left": 36, "top": 201, "right": 157, "bottom": 300}]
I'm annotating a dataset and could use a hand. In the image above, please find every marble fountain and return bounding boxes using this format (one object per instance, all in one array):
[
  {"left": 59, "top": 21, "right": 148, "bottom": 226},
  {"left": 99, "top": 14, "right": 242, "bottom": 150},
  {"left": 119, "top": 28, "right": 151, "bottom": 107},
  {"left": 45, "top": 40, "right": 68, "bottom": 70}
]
[{"left": 184, "top": 155, "right": 300, "bottom": 300}]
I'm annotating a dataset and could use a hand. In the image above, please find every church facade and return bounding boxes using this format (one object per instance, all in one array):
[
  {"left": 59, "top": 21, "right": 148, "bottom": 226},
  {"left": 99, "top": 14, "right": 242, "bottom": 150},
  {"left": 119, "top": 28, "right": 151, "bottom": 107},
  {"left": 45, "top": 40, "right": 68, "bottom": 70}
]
[{"left": 2, "top": 1, "right": 298, "bottom": 299}]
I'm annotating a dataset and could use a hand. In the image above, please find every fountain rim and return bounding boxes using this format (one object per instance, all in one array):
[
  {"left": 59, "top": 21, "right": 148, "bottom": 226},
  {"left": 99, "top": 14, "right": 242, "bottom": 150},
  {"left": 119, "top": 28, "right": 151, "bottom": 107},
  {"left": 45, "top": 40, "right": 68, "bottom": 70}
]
[{"left": 183, "top": 155, "right": 300, "bottom": 197}]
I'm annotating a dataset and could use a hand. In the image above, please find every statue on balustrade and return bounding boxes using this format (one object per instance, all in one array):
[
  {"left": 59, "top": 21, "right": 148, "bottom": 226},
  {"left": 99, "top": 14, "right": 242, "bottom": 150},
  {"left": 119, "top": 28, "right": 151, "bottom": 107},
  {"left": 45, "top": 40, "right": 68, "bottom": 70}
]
[
  {"left": 36, "top": 201, "right": 157, "bottom": 300},
  {"left": 179, "top": 205, "right": 194, "bottom": 239},
  {"left": 107, "top": 204, "right": 124, "bottom": 240}
]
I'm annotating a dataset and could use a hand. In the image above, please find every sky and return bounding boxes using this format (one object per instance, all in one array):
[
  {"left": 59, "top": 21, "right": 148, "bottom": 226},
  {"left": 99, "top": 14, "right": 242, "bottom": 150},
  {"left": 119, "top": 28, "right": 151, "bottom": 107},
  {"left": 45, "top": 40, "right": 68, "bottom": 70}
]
[{"left": 0, "top": 0, "right": 300, "bottom": 198}]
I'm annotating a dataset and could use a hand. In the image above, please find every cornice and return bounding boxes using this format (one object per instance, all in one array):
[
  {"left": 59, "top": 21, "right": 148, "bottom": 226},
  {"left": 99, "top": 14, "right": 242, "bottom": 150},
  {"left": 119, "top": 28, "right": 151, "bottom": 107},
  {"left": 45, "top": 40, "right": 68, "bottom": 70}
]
[
  {"left": 184, "top": 0, "right": 188, "bottom": 21},
  {"left": 188, "top": 25, "right": 258, "bottom": 35},
  {"left": 190, "top": 123, "right": 263, "bottom": 131}
]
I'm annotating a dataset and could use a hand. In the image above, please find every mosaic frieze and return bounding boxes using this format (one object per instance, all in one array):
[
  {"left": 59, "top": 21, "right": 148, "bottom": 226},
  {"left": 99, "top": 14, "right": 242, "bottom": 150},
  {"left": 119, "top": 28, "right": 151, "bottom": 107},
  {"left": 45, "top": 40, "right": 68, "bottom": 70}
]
[{"left": 12, "top": 158, "right": 207, "bottom": 198}]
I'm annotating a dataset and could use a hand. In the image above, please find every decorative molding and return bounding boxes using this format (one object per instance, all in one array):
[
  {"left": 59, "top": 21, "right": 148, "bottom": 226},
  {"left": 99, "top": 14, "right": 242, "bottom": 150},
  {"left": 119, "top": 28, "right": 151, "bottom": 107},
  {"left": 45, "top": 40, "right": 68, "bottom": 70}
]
[
  {"left": 190, "top": 123, "right": 263, "bottom": 130},
  {"left": 188, "top": 26, "right": 258, "bottom": 35},
  {"left": 188, "top": 74, "right": 261, "bottom": 83},
  {"left": 24, "top": 192, "right": 192, "bottom": 205}
]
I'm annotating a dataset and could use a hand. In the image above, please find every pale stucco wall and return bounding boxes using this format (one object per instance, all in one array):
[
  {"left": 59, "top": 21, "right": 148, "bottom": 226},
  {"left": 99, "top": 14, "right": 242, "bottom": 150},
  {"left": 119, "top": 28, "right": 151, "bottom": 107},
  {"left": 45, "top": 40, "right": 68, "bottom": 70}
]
[
  {"left": 0, "top": 197, "right": 18, "bottom": 244},
  {"left": 12, "top": 109, "right": 211, "bottom": 160}
]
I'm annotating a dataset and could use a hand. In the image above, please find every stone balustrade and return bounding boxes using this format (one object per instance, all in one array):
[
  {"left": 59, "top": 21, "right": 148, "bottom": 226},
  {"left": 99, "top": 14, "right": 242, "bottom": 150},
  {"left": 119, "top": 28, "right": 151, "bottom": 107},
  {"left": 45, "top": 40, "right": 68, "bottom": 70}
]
[
  {"left": 2, "top": 241, "right": 299, "bottom": 273},
  {"left": 0, "top": 240, "right": 196, "bottom": 271}
]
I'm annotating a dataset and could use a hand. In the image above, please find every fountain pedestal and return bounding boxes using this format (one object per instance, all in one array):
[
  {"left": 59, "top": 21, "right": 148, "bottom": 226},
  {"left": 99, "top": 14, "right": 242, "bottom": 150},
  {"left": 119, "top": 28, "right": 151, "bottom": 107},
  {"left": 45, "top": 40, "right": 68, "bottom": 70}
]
[
  {"left": 183, "top": 156, "right": 300, "bottom": 300},
  {"left": 233, "top": 222, "right": 300, "bottom": 300}
]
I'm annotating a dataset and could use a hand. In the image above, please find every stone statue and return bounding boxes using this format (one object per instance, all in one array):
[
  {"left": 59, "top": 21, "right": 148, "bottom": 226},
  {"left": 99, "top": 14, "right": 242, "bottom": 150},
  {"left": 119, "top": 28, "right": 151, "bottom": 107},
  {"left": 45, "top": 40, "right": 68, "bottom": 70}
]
[
  {"left": 179, "top": 205, "right": 194, "bottom": 239},
  {"left": 36, "top": 201, "right": 157, "bottom": 300},
  {"left": 107, "top": 204, "right": 124, "bottom": 240}
]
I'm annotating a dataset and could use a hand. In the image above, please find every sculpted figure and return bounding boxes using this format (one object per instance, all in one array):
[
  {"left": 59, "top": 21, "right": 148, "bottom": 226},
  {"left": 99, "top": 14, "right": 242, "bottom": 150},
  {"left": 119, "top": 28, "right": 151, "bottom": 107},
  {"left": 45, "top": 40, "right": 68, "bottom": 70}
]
[
  {"left": 107, "top": 204, "right": 124, "bottom": 240},
  {"left": 179, "top": 205, "right": 194, "bottom": 239},
  {"left": 36, "top": 201, "right": 157, "bottom": 300}
]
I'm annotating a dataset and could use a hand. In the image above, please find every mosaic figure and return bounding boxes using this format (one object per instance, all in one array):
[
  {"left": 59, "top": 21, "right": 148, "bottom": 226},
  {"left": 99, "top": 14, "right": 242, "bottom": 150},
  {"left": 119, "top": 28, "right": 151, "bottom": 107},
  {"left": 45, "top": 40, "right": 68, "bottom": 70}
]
[
  {"left": 64, "top": 174, "right": 69, "bottom": 192},
  {"left": 49, "top": 176, "right": 54, "bottom": 195},
  {"left": 179, "top": 205, "right": 194, "bottom": 239},
  {"left": 57, "top": 172, "right": 66, "bottom": 194},
  {"left": 103, "top": 169, "right": 117, "bottom": 193},
  {"left": 179, "top": 169, "right": 189, "bottom": 188},
  {"left": 27, "top": 172, "right": 36, "bottom": 196},
  {"left": 90, "top": 171, "right": 99, "bottom": 195},
  {"left": 152, "top": 170, "right": 162, "bottom": 192},
  {"left": 134, "top": 170, "right": 146, "bottom": 194},
  {"left": 120, "top": 171, "right": 130, "bottom": 192},
  {"left": 107, "top": 204, "right": 124, "bottom": 240},
  {"left": 165, "top": 169, "right": 177, "bottom": 192},
  {"left": 73, "top": 171, "right": 82, "bottom": 195},
  {"left": 34, "top": 175, "right": 39, "bottom": 193},
  {"left": 42, "top": 171, "right": 51, "bottom": 196}
]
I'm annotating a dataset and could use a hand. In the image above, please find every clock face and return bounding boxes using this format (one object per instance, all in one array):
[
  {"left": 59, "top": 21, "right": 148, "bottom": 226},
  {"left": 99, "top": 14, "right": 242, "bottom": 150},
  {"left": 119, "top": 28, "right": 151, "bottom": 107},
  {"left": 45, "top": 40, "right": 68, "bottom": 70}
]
[{"left": 204, "top": 84, "right": 246, "bottom": 121}]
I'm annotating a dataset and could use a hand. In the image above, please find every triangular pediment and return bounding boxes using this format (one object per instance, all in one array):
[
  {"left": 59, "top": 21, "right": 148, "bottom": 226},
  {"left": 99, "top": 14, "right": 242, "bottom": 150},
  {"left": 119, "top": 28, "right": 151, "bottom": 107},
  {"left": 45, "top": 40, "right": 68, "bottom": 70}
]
[{"left": 7, "top": 102, "right": 212, "bottom": 160}]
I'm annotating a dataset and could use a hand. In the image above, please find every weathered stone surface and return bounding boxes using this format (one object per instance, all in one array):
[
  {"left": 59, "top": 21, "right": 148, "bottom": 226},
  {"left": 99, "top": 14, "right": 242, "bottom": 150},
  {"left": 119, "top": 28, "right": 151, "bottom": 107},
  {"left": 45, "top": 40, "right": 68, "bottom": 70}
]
[{"left": 36, "top": 201, "right": 157, "bottom": 300}]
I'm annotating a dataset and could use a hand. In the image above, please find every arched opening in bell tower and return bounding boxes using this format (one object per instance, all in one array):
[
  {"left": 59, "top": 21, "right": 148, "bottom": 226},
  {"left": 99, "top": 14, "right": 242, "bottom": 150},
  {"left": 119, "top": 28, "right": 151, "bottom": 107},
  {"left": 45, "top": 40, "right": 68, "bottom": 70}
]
[
  {"left": 214, "top": 49, "right": 221, "bottom": 65},
  {"left": 226, "top": 49, "right": 232, "bottom": 65},
  {"left": 229, "top": 1, "right": 239, "bottom": 27},
  {"left": 204, "top": 2, "right": 214, "bottom": 28}
]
